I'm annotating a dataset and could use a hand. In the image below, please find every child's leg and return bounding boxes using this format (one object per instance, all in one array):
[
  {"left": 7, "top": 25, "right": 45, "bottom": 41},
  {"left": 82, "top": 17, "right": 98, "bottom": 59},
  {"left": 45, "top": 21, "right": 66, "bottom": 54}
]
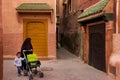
[
  {"left": 17, "top": 67, "right": 21, "bottom": 75},
  {"left": 22, "top": 60, "right": 26, "bottom": 70}
]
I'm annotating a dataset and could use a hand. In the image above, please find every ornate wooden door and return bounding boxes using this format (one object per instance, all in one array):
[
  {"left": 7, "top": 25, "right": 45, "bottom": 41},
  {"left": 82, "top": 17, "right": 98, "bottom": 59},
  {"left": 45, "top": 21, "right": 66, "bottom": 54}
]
[{"left": 89, "top": 23, "right": 106, "bottom": 72}]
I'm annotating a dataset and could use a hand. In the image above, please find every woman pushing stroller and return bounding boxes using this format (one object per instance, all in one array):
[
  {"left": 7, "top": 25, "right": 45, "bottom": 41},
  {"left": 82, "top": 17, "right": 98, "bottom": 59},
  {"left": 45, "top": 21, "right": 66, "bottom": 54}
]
[
  {"left": 21, "top": 38, "right": 33, "bottom": 75},
  {"left": 20, "top": 38, "right": 41, "bottom": 76},
  {"left": 14, "top": 38, "right": 43, "bottom": 79}
]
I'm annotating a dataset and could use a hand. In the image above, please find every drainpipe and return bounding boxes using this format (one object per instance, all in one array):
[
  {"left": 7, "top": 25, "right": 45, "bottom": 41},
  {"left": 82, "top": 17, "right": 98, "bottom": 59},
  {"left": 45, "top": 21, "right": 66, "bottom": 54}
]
[{"left": 116, "top": 0, "right": 119, "bottom": 34}]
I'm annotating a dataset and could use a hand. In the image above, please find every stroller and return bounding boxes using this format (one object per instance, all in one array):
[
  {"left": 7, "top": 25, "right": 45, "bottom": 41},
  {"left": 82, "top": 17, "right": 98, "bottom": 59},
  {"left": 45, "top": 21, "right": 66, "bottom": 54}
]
[{"left": 22, "top": 50, "right": 44, "bottom": 80}]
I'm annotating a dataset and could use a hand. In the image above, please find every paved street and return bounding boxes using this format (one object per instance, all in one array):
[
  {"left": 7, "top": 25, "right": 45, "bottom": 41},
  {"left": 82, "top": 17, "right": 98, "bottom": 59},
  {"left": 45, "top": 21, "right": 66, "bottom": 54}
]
[{"left": 3, "top": 48, "right": 113, "bottom": 80}]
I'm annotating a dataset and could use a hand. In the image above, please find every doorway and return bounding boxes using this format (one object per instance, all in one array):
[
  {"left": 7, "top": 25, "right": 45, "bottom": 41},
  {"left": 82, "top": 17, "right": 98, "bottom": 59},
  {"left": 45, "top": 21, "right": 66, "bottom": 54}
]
[
  {"left": 89, "top": 23, "right": 106, "bottom": 72},
  {"left": 23, "top": 19, "right": 48, "bottom": 56}
]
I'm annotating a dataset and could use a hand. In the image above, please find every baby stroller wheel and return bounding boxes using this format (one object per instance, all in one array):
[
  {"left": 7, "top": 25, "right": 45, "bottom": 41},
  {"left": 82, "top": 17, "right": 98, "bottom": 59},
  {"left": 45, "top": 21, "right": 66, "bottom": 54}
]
[
  {"left": 39, "top": 71, "right": 44, "bottom": 78},
  {"left": 28, "top": 74, "right": 33, "bottom": 80},
  {"left": 34, "top": 69, "right": 38, "bottom": 74},
  {"left": 23, "top": 70, "right": 28, "bottom": 76}
]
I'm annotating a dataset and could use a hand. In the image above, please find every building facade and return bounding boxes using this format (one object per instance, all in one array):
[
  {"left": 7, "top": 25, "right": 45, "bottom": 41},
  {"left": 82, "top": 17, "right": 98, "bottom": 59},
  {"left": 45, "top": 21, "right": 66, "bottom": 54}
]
[
  {"left": 62, "top": 0, "right": 106, "bottom": 59},
  {"left": 0, "top": 0, "right": 3, "bottom": 79},
  {"left": 110, "top": 0, "right": 120, "bottom": 79},
  {"left": 78, "top": 0, "right": 114, "bottom": 77},
  {"left": 62, "top": 0, "right": 114, "bottom": 76},
  {"left": 2, "top": 0, "right": 56, "bottom": 60}
]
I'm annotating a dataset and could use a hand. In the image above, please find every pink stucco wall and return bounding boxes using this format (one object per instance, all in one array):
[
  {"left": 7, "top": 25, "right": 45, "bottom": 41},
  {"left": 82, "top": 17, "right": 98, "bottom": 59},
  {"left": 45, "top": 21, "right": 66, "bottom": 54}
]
[
  {"left": 2, "top": 0, "right": 56, "bottom": 59},
  {"left": 109, "top": 34, "right": 120, "bottom": 79},
  {"left": 0, "top": 0, "right": 3, "bottom": 79}
]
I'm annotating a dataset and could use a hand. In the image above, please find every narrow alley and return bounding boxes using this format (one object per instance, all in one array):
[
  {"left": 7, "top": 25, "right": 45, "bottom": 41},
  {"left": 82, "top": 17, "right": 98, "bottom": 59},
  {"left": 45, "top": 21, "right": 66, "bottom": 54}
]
[{"left": 3, "top": 48, "right": 113, "bottom": 80}]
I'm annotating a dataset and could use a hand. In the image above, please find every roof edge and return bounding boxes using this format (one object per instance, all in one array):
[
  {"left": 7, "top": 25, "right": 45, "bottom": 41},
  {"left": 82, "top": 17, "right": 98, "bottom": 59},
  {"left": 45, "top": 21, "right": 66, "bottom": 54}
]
[
  {"left": 78, "top": 0, "right": 110, "bottom": 19},
  {"left": 78, "top": 13, "right": 113, "bottom": 23},
  {"left": 16, "top": 3, "right": 53, "bottom": 10}
]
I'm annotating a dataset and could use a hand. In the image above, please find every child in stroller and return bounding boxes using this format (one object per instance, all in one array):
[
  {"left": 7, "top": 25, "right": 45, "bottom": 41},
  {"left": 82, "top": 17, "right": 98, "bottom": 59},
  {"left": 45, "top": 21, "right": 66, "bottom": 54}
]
[{"left": 22, "top": 50, "right": 44, "bottom": 80}]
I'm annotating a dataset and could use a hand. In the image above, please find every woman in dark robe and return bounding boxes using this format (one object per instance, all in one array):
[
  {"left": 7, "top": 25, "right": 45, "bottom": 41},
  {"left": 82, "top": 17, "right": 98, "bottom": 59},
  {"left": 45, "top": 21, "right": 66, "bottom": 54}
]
[
  {"left": 21, "top": 38, "right": 41, "bottom": 76},
  {"left": 21, "top": 38, "right": 33, "bottom": 58},
  {"left": 20, "top": 38, "right": 33, "bottom": 75}
]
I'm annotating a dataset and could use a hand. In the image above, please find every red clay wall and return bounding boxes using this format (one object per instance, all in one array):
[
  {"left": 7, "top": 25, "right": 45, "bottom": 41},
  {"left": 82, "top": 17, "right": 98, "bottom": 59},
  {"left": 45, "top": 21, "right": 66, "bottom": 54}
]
[
  {"left": 0, "top": 0, "right": 3, "bottom": 79},
  {"left": 108, "top": 0, "right": 120, "bottom": 79},
  {"left": 79, "top": 0, "right": 100, "bottom": 9},
  {"left": 118, "top": 0, "right": 120, "bottom": 33},
  {"left": 109, "top": 34, "right": 120, "bottom": 79}
]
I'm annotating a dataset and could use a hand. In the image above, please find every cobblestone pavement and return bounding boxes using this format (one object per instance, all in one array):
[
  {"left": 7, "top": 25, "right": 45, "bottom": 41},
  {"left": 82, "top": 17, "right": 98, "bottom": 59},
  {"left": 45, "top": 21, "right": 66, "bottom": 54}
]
[{"left": 3, "top": 48, "right": 113, "bottom": 80}]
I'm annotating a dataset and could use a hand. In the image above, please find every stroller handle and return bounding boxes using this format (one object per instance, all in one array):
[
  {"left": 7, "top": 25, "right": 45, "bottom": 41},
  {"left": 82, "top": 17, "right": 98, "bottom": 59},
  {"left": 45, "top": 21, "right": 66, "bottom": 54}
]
[
  {"left": 22, "top": 49, "right": 33, "bottom": 60},
  {"left": 23, "top": 49, "right": 33, "bottom": 52},
  {"left": 22, "top": 51, "right": 27, "bottom": 60}
]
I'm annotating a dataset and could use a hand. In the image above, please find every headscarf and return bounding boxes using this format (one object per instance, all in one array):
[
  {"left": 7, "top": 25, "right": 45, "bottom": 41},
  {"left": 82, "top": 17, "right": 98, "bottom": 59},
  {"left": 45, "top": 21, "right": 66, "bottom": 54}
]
[{"left": 21, "top": 38, "right": 33, "bottom": 57}]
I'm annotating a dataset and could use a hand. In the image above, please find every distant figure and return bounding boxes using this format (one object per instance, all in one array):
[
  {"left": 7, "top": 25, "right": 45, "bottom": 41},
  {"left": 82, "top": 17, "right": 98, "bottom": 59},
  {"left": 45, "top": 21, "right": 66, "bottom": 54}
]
[{"left": 14, "top": 52, "right": 24, "bottom": 77}]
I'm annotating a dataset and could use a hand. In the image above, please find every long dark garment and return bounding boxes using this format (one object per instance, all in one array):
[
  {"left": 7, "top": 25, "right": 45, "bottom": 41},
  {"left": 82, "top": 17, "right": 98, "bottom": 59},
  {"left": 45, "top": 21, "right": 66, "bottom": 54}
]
[
  {"left": 21, "top": 38, "right": 33, "bottom": 70},
  {"left": 21, "top": 38, "right": 33, "bottom": 57}
]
